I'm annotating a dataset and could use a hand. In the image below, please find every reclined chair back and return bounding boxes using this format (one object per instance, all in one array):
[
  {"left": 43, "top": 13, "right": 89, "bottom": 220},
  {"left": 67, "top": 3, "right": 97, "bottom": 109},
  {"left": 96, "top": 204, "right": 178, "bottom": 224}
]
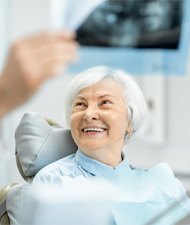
[{"left": 0, "top": 112, "right": 77, "bottom": 225}]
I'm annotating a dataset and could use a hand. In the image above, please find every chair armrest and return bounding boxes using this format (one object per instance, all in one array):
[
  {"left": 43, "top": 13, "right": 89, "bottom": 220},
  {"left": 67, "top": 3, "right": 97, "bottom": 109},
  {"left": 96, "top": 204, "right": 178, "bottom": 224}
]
[
  {"left": 0, "top": 184, "right": 17, "bottom": 221},
  {"left": 0, "top": 200, "right": 6, "bottom": 219}
]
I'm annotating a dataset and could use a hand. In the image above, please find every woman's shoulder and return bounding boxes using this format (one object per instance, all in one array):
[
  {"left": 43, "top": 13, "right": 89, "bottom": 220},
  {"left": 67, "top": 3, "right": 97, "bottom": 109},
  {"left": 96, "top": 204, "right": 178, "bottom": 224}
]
[
  {"left": 130, "top": 162, "right": 174, "bottom": 178},
  {"left": 132, "top": 162, "right": 188, "bottom": 200},
  {"left": 131, "top": 162, "right": 174, "bottom": 178},
  {"left": 33, "top": 153, "right": 76, "bottom": 184},
  {"left": 146, "top": 162, "right": 175, "bottom": 178},
  {"left": 146, "top": 162, "right": 181, "bottom": 190}
]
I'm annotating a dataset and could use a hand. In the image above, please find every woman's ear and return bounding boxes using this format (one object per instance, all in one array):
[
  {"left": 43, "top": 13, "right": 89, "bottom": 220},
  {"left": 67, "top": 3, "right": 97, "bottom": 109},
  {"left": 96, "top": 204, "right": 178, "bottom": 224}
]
[{"left": 126, "top": 123, "right": 132, "bottom": 138}]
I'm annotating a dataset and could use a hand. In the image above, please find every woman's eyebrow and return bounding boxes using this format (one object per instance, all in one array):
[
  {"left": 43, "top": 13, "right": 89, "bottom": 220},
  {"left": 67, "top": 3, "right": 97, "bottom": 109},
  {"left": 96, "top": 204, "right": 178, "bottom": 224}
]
[
  {"left": 98, "top": 94, "right": 118, "bottom": 100},
  {"left": 74, "top": 95, "right": 86, "bottom": 100},
  {"left": 75, "top": 94, "right": 117, "bottom": 100},
  {"left": 75, "top": 94, "right": 119, "bottom": 100}
]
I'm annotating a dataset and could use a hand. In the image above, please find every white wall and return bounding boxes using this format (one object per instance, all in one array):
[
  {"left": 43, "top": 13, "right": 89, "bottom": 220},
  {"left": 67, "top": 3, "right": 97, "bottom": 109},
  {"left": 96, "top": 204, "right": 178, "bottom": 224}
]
[
  {"left": 1, "top": 0, "right": 190, "bottom": 189},
  {"left": 0, "top": 1, "right": 8, "bottom": 69}
]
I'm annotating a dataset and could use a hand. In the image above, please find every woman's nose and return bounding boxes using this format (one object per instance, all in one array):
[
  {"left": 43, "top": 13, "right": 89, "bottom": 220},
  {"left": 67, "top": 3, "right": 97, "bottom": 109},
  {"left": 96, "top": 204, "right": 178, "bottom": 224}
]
[{"left": 84, "top": 105, "right": 99, "bottom": 122}]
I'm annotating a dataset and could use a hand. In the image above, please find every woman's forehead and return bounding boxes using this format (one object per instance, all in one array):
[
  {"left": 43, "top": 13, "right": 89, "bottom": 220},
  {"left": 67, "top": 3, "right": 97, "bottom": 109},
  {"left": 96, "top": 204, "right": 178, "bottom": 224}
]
[{"left": 76, "top": 79, "right": 124, "bottom": 97}]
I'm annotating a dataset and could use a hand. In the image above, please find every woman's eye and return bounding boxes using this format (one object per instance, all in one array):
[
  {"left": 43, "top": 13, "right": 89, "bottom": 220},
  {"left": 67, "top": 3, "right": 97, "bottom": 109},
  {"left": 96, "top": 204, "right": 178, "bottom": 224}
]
[
  {"left": 75, "top": 102, "right": 86, "bottom": 107},
  {"left": 100, "top": 100, "right": 112, "bottom": 106}
]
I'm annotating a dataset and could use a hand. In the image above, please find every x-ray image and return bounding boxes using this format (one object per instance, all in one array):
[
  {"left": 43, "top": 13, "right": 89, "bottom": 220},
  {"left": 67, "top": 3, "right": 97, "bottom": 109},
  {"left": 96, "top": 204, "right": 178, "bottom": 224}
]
[{"left": 76, "top": 0, "right": 183, "bottom": 49}]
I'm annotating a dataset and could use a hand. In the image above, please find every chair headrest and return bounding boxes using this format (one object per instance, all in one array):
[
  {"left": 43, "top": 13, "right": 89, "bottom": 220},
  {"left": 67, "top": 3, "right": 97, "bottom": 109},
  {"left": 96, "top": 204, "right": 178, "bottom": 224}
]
[{"left": 15, "top": 112, "right": 77, "bottom": 181}]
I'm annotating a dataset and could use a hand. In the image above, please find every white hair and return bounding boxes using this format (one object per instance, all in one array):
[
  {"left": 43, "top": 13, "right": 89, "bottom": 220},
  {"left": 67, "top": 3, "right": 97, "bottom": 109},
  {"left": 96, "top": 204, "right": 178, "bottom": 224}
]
[{"left": 64, "top": 66, "right": 148, "bottom": 139}]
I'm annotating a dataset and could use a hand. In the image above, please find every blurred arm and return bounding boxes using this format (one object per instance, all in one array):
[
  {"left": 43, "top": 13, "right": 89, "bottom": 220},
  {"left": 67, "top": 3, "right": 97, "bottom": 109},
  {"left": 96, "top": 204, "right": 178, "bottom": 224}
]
[{"left": 0, "top": 31, "right": 78, "bottom": 117}]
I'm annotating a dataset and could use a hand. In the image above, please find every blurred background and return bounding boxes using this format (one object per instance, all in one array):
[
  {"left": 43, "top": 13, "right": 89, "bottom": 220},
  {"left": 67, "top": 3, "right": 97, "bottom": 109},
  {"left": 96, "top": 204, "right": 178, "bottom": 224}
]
[{"left": 0, "top": 0, "right": 190, "bottom": 192}]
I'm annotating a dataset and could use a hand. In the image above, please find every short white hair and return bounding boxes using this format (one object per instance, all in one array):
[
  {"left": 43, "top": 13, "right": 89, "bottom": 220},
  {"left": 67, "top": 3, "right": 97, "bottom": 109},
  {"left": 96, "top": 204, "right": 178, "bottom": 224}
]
[{"left": 64, "top": 66, "right": 148, "bottom": 138}]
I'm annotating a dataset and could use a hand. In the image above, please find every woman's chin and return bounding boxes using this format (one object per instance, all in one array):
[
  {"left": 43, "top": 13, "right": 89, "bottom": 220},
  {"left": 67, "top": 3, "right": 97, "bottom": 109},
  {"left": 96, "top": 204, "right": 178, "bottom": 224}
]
[{"left": 78, "top": 141, "right": 107, "bottom": 153}]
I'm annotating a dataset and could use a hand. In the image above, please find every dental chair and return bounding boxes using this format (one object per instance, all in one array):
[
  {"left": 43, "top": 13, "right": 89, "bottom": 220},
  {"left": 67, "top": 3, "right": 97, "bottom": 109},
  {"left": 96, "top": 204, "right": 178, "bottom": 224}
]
[{"left": 0, "top": 112, "right": 77, "bottom": 225}]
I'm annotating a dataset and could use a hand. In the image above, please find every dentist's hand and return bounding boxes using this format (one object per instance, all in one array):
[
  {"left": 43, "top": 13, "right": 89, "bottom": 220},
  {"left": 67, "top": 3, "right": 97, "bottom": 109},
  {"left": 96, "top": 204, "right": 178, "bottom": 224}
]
[{"left": 0, "top": 31, "right": 78, "bottom": 117}]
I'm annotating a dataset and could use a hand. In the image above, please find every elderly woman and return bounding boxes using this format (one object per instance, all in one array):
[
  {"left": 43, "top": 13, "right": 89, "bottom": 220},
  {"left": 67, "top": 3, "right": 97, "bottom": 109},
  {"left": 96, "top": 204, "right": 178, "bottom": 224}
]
[{"left": 33, "top": 66, "right": 190, "bottom": 224}]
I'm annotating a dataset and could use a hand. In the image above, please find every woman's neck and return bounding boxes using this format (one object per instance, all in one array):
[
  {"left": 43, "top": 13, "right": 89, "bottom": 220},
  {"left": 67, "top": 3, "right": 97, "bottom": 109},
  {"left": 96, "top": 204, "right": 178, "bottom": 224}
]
[{"left": 80, "top": 148, "right": 123, "bottom": 167}]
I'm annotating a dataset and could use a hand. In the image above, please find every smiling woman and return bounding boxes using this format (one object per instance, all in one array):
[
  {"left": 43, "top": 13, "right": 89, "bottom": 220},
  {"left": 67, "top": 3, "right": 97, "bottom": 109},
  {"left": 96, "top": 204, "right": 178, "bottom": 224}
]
[
  {"left": 66, "top": 66, "right": 147, "bottom": 166},
  {"left": 33, "top": 66, "right": 190, "bottom": 224}
]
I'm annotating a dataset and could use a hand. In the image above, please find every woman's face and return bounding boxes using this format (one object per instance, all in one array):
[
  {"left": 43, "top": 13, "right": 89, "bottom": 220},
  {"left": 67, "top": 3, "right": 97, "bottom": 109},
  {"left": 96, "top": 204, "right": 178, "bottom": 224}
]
[{"left": 70, "top": 79, "right": 131, "bottom": 165}]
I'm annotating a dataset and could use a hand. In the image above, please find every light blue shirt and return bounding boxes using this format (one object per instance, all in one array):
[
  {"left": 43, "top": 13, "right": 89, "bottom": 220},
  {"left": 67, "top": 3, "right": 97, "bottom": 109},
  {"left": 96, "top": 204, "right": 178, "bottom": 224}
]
[{"left": 33, "top": 149, "right": 190, "bottom": 225}]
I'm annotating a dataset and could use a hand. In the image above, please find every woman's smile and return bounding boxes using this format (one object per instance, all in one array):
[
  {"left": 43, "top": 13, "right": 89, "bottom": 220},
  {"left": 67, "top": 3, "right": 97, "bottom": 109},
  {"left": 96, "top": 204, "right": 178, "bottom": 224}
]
[{"left": 81, "top": 126, "right": 107, "bottom": 135}]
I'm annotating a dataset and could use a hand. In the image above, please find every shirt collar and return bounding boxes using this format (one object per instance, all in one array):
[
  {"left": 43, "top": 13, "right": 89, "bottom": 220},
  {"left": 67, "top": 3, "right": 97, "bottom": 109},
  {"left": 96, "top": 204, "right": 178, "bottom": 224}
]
[{"left": 75, "top": 149, "right": 130, "bottom": 177}]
